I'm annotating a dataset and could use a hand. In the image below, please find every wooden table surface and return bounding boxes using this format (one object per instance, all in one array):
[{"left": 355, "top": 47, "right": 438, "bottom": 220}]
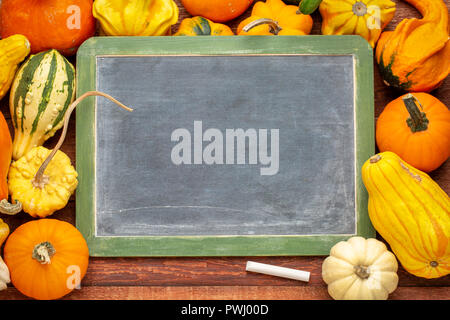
[{"left": 0, "top": 0, "right": 449, "bottom": 300}]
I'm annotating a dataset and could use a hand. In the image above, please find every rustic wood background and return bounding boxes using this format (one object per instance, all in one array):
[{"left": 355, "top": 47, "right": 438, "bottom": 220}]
[{"left": 0, "top": 0, "right": 449, "bottom": 300}]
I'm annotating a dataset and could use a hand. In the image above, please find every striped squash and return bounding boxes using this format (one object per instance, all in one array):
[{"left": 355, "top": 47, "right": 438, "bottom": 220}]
[
  {"left": 9, "top": 49, "right": 75, "bottom": 160},
  {"left": 362, "top": 152, "right": 450, "bottom": 279}
]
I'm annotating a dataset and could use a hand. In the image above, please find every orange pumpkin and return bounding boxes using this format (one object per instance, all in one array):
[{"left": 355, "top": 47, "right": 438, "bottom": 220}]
[
  {"left": 0, "top": 111, "right": 11, "bottom": 203},
  {"left": 376, "top": 93, "right": 450, "bottom": 173},
  {"left": 0, "top": 0, "right": 96, "bottom": 56},
  {"left": 181, "top": 0, "right": 254, "bottom": 23},
  {"left": 4, "top": 219, "right": 89, "bottom": 300}
]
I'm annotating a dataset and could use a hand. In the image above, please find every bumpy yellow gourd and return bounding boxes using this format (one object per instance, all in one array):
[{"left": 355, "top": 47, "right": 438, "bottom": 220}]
[
  {"left": 319, "top": 0, "right": 396, "bottom": 48},
  {"left": 362, "top": 152, "right": 450, "bottom": 279},
  {"left": 0, "top": 34, "right": 30, "bottom": 100},
  {"left": 93, "top": 0, "right": 179, "bottom": 36},
  {"left": 8, "top": 146, "right": 78, "bottom": 218}
]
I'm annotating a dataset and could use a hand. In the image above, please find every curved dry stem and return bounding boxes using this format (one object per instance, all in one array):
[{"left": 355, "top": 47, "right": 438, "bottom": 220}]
[
  {"left": 242, "top": 18, "right": 283, "bottom": 35},
  {"left": 0, "top": 199, "right": 22, "bottom": 215},
  {"left": 32, "top": 91, "right": 133, "bottom": 188}
]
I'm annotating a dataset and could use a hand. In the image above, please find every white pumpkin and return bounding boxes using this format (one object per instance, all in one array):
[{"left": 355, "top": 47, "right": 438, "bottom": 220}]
[
  {"left": 322, "top": 236, "right": 399, "bottom": 300},
  {"left": 0, "top": 256, "right": 10, "bottom": 291}
]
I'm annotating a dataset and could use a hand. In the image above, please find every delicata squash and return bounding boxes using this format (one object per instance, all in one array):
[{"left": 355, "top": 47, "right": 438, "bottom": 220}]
[{"left": 362, "top": 152, "right": 450, "bottom": 279}]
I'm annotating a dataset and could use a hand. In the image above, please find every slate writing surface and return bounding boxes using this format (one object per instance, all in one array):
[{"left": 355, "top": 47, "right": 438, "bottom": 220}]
[{"left": 95, "top": 55, "right": 355, "bottom": 237}]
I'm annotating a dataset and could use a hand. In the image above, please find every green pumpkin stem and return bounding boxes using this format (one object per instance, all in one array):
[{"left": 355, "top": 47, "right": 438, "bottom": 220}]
[
  {"left": 32, "top": 241, "right": 56, "bottom": 264},
  {"left": 403, "top": 94, "right": 429, "bottom": 133}
]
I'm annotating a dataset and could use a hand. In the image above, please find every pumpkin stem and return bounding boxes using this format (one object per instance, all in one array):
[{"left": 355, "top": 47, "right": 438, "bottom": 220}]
[
  {"left": 403, "top": 94, "right": 429, "bottom": 133},
  {"left": 352, "top": 2, "right": 368, "bottom": 16},
  {"left": 0, "top": 199, "right": 22, "bottom": 215},
  {"left": 430, "top": 261, "right": 439, "bottom": 268},
  {"left": 32, "top": 91, "right": 133, "bottom": 189},
  {"left": 354, "top": 265, "right": 370, "bottom": 279},
  {"left": 32, "top": 241, "right": 56, "bottom": 264},
  {"left": 369, "top": 154, "right": 382, "bottom": 163},
  {"left": 242, "top": 18, "right": 283, "bottom": 35}
]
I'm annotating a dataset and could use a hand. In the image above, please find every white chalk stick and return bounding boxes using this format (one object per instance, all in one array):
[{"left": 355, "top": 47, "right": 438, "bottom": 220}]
[{"left": 246, "top": 261, "right": 310, "bottom": 282}]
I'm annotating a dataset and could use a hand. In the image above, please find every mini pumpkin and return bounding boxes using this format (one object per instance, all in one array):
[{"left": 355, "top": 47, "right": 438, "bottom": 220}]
[
  {"left": 375, "top": 0, "right": 450, "bottom": 92},
  {"left": 237, "top": 0, "right": 313, "bottom": 35},
  {"left": 4, "top": 219, "right": 89, "bottom": 300},
  {"left": 322, "top": 236, "right": 399, "bottom": 300},
  {"left": 174, "top": 16, "right": 234, "bottom": 36},
  {"left": 376, "top": 93, "right": 450, "bottom": 173}
]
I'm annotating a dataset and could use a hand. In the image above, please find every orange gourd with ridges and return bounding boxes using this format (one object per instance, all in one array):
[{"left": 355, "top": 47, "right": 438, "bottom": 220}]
[
  {"left": 0, "top": 112, "right": 11, "bottom": 202},
  {"left": 375, "top": 0, "right": 450, "bottom": 92},
  {"left": 0, "top": 0, "right": 95, "bottom": 56}
]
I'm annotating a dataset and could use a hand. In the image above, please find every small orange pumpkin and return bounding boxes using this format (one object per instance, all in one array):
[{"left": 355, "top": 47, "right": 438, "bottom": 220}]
[
  {"left": 4, "top": 219, "right": 89, "bottom": 300},
  {"left": 0, "top": 0, "right": 96, "bottom": 56},
  {"left": 376, "top": 93, "right": 450, "bottom": 173}
]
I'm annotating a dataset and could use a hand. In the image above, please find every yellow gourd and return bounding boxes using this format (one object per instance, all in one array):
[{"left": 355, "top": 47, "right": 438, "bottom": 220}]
[
  {"left": 93, "top": 0, "right": 179, "bottom": 36},
  {"left": 0, "top": 34, "right": 30, "bottom": 100},
  {"left": 362, "top": 152, "right": 450, "bottom": 279},
  {"left": 8, "top": 146, "right": 78, "bottom": 218},
  {"left": 322, "top": 236, "right": 399, "bottom": 300},
  {"left": 237, "top": 0, "right": 313, "bottom": 35},
  {"left": 319, "top": 0, "right": 396, "bottom": 48}
]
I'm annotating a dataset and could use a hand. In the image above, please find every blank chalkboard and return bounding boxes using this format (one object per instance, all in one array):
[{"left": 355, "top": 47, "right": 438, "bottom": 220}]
[{"left": 76, "top": 36, "right": 375, "bottom": 257}]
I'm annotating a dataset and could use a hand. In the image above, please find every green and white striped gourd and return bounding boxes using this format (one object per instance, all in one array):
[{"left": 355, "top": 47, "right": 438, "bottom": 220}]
[{"left": 9, "top": 49, "right": 75, "bottom": 160}]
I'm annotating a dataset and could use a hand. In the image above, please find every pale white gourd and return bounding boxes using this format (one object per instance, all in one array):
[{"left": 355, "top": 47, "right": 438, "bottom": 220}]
[
  {"left": 0, "top": 257, "right": 10, "bottom": 291},
  {"left": 322, "top": 236, "right": 399, "bottom": 300}
]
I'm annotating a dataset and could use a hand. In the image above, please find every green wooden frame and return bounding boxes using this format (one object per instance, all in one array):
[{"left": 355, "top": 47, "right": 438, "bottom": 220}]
[{"left": 76, "top": 36, "right": 375, "bottom": 257}]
